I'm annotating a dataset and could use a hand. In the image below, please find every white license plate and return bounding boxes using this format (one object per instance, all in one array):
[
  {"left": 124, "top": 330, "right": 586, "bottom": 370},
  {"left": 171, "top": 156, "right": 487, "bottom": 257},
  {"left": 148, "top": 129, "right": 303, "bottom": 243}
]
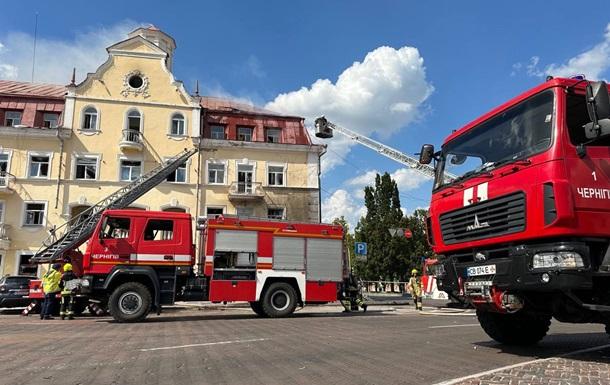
[{"left": 467, "top": 264, "right": 496, "bottom": 277}]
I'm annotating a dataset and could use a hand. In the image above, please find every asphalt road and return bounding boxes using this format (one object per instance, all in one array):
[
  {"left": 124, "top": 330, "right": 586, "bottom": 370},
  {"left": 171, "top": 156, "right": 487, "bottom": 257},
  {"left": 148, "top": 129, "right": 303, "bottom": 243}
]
[{"left": 1, "top": 304, "right": 609, "bottom": 385}]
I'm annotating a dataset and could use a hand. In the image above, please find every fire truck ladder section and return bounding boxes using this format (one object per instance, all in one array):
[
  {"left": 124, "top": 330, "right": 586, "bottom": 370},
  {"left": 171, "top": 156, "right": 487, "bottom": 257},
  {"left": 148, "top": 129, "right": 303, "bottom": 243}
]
[
  {"left": 314, "top": 116, "right": 455, "bottom": 183},
  {"left": 30, "top": 147, "right": 198, "bottom": 264}
]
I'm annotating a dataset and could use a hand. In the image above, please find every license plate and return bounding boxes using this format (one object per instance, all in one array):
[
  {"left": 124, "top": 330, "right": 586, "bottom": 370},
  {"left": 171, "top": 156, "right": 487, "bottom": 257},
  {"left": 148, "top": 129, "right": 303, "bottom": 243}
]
[{"left": 467, "top": 264, "right": 496, "bottom": 277}]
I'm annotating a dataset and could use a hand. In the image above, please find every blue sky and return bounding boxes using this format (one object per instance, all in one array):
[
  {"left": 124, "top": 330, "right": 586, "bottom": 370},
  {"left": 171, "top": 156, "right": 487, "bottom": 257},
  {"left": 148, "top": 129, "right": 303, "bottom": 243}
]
[{"left": 1, "top": 1, "right": 610, "bottom": 228}]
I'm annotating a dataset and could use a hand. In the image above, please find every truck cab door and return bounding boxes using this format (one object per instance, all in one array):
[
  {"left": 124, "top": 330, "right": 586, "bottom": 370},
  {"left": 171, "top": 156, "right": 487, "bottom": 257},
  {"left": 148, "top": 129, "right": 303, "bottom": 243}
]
[{"left": 92, "top": 216, "right": 133, "bottom": 265}]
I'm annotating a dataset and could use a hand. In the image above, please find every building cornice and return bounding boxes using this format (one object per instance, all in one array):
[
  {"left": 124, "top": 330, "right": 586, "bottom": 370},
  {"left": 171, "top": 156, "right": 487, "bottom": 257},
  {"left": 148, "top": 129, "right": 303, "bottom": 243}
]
[
  {"left": 200, "top": 138, "right": 325, "bottom": 153},
  {"left": 0, "top": 126, "right": 72, "bottom": 139},
  {"left": 72, "top": 95, "right": 200, "bottom": 110}
]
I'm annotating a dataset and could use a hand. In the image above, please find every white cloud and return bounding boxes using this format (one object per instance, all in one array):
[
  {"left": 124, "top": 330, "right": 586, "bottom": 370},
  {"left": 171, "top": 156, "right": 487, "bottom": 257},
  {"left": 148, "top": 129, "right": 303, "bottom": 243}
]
[
  {"left": 321, "top": 189, "right": 366, "bottom": 230},
  {"left": 546, "top": 24, "right": 610, "bottom": 79},
  {"left": 347, "top": 167, "right": 429, "bottom": 193},
  {"left": 327, "top": 167, "right": 429, "bottom": 229},
  {"left": 513, "top": 23, "right": 610, "bottom": 80},
  {"left": 265, "top": 45, "right": 433, "bottom": 172},
  {"left": 0, "top": 20, "right": 141, "bottom": 84}
]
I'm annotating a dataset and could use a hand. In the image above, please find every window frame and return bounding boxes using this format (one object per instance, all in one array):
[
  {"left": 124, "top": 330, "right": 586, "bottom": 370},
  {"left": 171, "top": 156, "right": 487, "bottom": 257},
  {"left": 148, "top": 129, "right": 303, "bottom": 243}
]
[
  {"left": 210, "top": 125, "right": 226, "bottom": 140},
  {"left": 267, "top": 207, "right": 285, "bottom": 220},
  {"left": 206, "top": 160, "right": 227, "bottom": 185},
  {"left": 72, "top": 154, "right": 101, "bottom": 181},
  {"left": 119, "top": 158, "right": 142, "bottom": 182},
  {"left": 0, "top": 200, "right": 5, "bottom": 223},
  {"left": 124, "top": 108, "right": 144, "bottom": 133},
  {"left": 0, "top": 149, "right": 12, "bottom": 174},
  {"left": 27, "top": 151, "right": 53, "bottom": 179},
  {"left": 15, "top": 251, "right": 38, "bottom": 277},
  {"left": 265, "top": 127, "right": 281, "bottom": 143},
  {"left": 205, "top": 206, "right": 226, "bottom": 217},
  {"left": 169, "top": 112, "right": 187, "bottom": 137},
  {"left": 22, "top": 200, "right": 47, "bottom": 227},
  {"left": 237, "top": 126, "right": 253, "bottom": 141},
  {"left": 4, "top": 110, "right": 22, "bottom": 127},
  {"left": 42, "top": 112, "right": 60, "bottom": 128},
  {"left": 165, "top": 158, "right": 188, "bottom": 184},
  {"left": 266, "top": 162, "right": 287, "bottom": 187},
  {"left": 80, "top": 105, "right": 100, "bottom": 132}
]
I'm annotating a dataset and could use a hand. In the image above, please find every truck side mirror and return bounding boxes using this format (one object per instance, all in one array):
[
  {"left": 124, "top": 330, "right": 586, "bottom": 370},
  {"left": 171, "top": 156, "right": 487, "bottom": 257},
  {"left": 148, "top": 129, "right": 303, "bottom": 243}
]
[
  {"left": 419, "top": 144, "right": 435, "bottom": 165},
  {"left": 586, "top": 81, "right": 610, "bottom": 121},
  {"left": 584, "top": 81, "right": 610, "bottom": 140}
]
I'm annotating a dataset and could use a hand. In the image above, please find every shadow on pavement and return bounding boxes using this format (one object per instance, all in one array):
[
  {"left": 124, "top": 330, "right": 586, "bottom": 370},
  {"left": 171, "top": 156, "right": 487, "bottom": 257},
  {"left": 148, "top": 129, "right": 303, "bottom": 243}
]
[
  {"left": 96, "top": 309, "right": 392, "bottom": 324},
  {"left": 473, "top": 331, "right": 610, "bottom": 360}
]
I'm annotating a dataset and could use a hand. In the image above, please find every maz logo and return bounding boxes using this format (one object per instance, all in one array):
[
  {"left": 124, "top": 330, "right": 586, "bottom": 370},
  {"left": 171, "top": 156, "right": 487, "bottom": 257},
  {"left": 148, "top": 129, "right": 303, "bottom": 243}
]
[{"left": 466, "top": 214, "right": 490, "bottom": 231}]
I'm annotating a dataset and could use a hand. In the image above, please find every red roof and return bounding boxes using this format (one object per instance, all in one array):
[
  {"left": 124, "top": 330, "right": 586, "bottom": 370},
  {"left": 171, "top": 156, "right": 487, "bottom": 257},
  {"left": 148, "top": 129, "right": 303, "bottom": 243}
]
[
  {"left": 0, "top": 80, "right": 66, "bottom": 99},
  {"left": 200, "top": 96, "right": 301, "bottom": 119}
]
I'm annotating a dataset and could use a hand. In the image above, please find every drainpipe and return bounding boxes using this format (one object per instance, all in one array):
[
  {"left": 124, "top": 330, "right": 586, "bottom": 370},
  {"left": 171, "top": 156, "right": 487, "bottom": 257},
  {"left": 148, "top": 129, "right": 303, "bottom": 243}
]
[
  {"left": 317, "top": 145, "right": 327, "bottom": 223},
  {"left": 55, "top": 128, "right": 64, "bottom": 210}
]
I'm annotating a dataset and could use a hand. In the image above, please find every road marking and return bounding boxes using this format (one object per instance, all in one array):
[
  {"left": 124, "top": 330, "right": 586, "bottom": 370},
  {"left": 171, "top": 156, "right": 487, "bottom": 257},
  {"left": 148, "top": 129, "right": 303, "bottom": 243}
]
[
  {"left": 428, "top": 323, "right": 479, "bottom": 329},
  {"left": 139, "top": 337, "right": 270, "bottom": 352},
  {"left": 434, "top": 343, "right": 610, "bottom": 385}
]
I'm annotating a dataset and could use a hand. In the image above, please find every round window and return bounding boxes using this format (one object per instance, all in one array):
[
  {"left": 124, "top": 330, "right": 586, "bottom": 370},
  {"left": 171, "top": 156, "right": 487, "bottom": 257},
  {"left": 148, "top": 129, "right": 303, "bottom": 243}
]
[{"left": 128, "top": 75, "right": 144, "bottom": 89}]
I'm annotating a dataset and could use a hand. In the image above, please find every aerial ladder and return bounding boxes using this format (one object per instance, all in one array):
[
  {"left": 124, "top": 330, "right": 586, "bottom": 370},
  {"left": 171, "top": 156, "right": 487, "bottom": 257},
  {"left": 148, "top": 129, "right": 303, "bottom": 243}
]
[
  {"left": 314, "top": 116, "right": 455, "bottom": 183},
  {"left": 31, "top": 147, "right": 198, "bottom": 263}
]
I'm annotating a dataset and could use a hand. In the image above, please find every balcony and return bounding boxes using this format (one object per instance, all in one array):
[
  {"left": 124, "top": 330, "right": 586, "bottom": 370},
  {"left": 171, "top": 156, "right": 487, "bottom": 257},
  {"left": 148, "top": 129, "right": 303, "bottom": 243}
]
[
  {"left": 228, "top": 182, "right": 265, "bottom": 201},
  {"left": 0, "top": 171, "right": 15, "bottom": 194},
  {"left": 119, "top": 129, "right": 144, "bottom": 152},
  {"left": 0, "top": 224, "right": 10, "bottom": 251}
]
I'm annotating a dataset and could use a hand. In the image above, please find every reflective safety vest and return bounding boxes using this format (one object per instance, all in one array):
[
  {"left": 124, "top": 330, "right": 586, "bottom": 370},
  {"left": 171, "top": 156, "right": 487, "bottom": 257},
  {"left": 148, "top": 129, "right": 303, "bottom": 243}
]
[
  {"left": 42, "top": 269, "right": 61, "bottom": 294},
  {"left": 407, "top": 276, "right": 423, "bottom": 297}
]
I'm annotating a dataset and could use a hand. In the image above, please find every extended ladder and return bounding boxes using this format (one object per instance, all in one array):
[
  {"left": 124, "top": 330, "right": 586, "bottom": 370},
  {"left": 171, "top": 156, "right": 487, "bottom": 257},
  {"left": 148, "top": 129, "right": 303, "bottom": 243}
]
[
  {"left": 31, "top": 147, "right": 198, "bottom": 263},
  {"left": 314, "top": 117, "right": 456, "bottom": 183}
]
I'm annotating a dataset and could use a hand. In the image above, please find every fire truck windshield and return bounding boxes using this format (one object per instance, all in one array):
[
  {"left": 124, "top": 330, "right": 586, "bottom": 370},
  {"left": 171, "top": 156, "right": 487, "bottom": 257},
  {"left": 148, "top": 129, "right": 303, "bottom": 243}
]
[{"left": 434, "top": 90, "right": 555, "bottom": 189}]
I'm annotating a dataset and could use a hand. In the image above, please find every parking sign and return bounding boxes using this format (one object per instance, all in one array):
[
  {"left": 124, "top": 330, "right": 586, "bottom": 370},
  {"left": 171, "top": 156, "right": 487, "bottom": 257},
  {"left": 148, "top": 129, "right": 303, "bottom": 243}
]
[{"left": 355, "top": 242, "right": 367, "bottom": 255}]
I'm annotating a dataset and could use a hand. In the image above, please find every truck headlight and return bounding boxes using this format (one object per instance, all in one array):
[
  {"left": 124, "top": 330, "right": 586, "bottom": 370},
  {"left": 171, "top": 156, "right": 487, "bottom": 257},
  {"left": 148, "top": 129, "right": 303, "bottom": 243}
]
[{"left": 532, "top": 252, "right": 584, "bottom": 269}]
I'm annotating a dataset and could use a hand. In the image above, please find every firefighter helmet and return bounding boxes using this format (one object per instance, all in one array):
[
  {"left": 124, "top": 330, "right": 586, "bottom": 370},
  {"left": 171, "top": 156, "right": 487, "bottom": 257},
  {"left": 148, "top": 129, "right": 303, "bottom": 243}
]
[
  {"left": 411, "top": 269, "right": 418, "bottom": 275},
  {"left": 63, "top": 263, "right": 73, "bottom": 272}
]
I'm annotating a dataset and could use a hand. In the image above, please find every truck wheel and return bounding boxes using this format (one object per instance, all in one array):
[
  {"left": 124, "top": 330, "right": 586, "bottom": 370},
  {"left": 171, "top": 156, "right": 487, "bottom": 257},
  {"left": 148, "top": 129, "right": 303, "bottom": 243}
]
[
  {"left": 249, "top": 301, "right": 266, "bottom": 317},
  {"left": 477, "top": 310, "right": 551, "bottom": 345},
  {"left": 261, "top": 282, "right": 297, "bottom": 318},
  {"left": 108, "top": 282, "right": 152, "bottom": 323}
]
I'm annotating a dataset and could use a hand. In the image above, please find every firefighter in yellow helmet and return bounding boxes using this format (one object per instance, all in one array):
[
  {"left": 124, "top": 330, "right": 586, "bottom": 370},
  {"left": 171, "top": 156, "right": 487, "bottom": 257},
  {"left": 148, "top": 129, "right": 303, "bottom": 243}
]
[
  {"left": 406, "top": 268, "right": 423, "bottom": 311},
  {"left": 41, "top": 263, "right": 62, "bottom": 320},
  {"left": 59, "top": 263, "right": 79, "bottom": 320}
]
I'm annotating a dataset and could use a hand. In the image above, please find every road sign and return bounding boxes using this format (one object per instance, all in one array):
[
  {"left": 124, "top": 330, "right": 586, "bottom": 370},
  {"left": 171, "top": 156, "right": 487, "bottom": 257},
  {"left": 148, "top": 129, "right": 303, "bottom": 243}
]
[{"left": 355, "top": 242, "right": 367, "bottom": 256}]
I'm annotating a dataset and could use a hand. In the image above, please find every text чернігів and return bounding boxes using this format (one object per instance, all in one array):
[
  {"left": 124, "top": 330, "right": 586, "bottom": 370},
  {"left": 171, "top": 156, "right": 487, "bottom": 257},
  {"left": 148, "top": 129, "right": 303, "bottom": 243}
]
[{"left": 577, "top": 187, "right": 610, "bottom": 199}]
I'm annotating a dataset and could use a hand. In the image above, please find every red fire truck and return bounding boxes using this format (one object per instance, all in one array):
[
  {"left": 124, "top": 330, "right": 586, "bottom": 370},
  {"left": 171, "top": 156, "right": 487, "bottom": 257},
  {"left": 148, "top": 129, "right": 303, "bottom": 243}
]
[
  {"left": 48, "top": 210, "right": 347, "bottom": 322},
  {"left": 419, "top": 77, "right": 610, "bottom": 345}
]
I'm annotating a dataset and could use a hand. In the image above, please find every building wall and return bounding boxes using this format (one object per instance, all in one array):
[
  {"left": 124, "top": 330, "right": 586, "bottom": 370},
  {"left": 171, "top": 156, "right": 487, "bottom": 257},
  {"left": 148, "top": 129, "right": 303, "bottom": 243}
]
[{"left": 0, "top": 28, "right": 323, "bottom": 277}]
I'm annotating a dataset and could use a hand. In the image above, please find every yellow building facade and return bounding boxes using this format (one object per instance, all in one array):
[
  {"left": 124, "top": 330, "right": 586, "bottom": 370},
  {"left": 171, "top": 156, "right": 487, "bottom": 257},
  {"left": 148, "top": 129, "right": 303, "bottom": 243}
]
[{"left": 0, "top": 26, "right": 323, "bottom": 277}]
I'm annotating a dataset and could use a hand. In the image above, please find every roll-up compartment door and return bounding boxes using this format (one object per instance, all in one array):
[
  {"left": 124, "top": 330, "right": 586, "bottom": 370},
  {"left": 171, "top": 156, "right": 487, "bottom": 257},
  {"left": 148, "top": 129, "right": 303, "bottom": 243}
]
[
  {"left": 306, "top": 238, "right": 343, "bottom": 281},
  {"left": 273, "top": 237, "right": 305, "bottom": 270},
  {"left": 215, "top": 230, "right": 258, "bottom": 252}
]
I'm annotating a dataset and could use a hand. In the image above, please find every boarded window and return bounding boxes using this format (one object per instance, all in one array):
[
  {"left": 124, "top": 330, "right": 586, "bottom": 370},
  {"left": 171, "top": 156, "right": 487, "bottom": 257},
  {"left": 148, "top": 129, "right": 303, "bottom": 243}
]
[
  {"left": 306, "top": 238, "right": 343, "bottom": 281},
  {"left": 273, "top": 237, "right": 305, "bottom": 270},
  {"left": 215, "top": 230, "right": 257, "bottom": 252}
]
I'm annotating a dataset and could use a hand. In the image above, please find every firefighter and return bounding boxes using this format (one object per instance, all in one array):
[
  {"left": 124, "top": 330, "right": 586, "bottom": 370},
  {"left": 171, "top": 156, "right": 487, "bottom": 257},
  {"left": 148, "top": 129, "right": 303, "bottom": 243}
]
[
  {"left": 59, "top": 263, "right": 79, "bottom": 320},
  {"left": 340, "top": 273, "right": 368, "bottom": 313},
  {"left": 406, "top": 268, "right": 423, "bottom": 311},
  {"left": 41, "top": 263, "right": 62, "bottom": 320}
]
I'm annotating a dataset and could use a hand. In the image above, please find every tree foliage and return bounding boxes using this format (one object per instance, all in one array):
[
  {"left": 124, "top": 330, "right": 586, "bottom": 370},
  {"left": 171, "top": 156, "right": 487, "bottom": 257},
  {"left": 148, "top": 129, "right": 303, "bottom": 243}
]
[{"left": 335, "top": 172, "right": 434, "bottom": 281}]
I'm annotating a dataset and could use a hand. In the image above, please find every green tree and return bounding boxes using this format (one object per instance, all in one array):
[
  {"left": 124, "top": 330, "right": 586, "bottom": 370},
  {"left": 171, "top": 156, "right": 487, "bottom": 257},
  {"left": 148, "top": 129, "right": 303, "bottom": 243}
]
[
  {"left": 353, "top": 172, "right": 433, "bottom": 282},
  {"left": 332, "top": 216, "right": 355, "bottom": 270}
]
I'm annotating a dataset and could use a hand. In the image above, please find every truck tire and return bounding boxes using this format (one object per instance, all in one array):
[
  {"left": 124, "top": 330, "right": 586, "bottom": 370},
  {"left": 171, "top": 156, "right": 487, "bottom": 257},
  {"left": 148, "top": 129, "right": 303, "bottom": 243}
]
[
  {"left": 261, "top": 282, "right": 297, "bottom": 318},
  {"left": 249, "top": 301, "right": 266, "bottom": 317},
  {"left": 108, "top": 282, "right": 152, "bottom": 323},
  {"left": 477, "top": 310, "right": 551, "bottom": 345}
]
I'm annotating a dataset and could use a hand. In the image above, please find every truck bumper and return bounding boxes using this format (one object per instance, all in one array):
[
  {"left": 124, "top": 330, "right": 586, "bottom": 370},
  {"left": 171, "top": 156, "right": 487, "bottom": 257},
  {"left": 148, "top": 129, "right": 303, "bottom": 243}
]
[{"left": 437, "top": 241, "right": 593, "bottom": 298}]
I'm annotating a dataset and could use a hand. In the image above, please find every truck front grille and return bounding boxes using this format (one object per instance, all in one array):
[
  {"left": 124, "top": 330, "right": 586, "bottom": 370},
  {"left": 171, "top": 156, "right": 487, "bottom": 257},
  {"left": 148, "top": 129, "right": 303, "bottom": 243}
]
[{"left": 440, "top": 192, "right": 525, "bottom": 244}]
